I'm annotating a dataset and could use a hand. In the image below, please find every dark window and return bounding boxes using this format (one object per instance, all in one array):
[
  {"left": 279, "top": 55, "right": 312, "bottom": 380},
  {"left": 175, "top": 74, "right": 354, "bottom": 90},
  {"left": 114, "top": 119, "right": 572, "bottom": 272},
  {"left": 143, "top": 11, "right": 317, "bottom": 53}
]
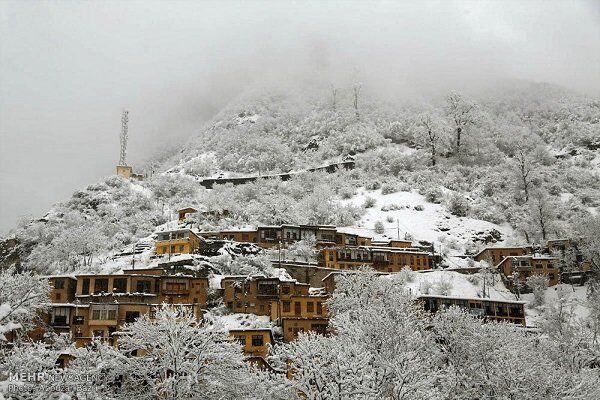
[
  {"left": 307, "top": 302, "right": 314, "bottom": 313},
  {"left": 311, "top": 324, "right": 328, "bottom": 335},
  {"left": 294, "top": 302, "right": 301, "bottom": 316},
  {"left": 155, "top": 280, "right": 160, "bottom": 293},
  {"left": 252, "top": 335, "right": 264, "bottom": 346},
  {"left": 54, "top": 279, "right": 65, "bottom": 289},
  {"left": 317, "top": 302, "right": 323, "bottom": 315},
  {"left": 136, "top": 280, "right": 151, "bottom": 293},
  {"left": 283, "top": 301, "right": 291, "bottom": 312},
  {"left": 94, "top": 279, "right": 108, "bottom": 293},
  {"left": 235, "top": 335, "right": 246, "bottom": 346},
  {"left": 82, "top": 279, "right": 90, "bottom": 295},
  {"left": 125, "top": 311, "right": 140, "bottom": 323},
  {"left": 259, "top": 304, "right": 265, "bottom": 312},
  {"left": 113, "top": 278, "right": 127, "bottom": 293},
  {"left": 227, "top": 301, "right": 233, "bottom": 309}
]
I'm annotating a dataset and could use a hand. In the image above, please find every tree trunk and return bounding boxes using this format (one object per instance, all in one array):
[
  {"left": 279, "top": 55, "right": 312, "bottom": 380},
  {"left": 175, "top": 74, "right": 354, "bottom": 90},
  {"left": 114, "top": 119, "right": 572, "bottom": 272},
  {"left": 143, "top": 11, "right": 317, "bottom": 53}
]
[{"left": 455, "top": 127, "right": 462, "bottom": 153}]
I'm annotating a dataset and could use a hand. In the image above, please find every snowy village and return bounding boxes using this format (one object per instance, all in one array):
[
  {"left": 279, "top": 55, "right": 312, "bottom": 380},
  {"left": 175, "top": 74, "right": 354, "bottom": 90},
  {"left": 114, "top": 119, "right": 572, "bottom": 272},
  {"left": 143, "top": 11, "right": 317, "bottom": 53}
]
[{"left": 1, "top": 1, "right": 600, "bottom": 399}]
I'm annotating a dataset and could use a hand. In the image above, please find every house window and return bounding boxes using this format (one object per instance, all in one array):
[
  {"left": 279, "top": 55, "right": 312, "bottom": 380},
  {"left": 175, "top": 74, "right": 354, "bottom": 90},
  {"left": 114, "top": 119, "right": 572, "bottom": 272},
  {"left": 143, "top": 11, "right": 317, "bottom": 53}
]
[
  {"left": 136, "top": 280, "right": 151, "bottom": 293},
  {"left": 90, "top": 305, "right": 118, "bottom": 320},
  {"left": 164, "top": 279, "right": 188, "bottom": 292},
  {"left": 283, "top": 301, "right": 291, "bottom": 313},
  {"left": 259, "top": 304, "right": 265, "bottom": 312},
  {"left": 307, "top": 302, "right": 314, "bottom": 313},
  {"left": 317, "top": 302, "right": 323, "bottom": 315},
  {"left": 51, "top": 307, "right": 69, "bottom": 326},
  {"left": 56, "top": 293, "right": 61, "bottom": 301},
  {"left": 178, "top": 245, "right": 184, "bottom": 252},
  {"left": 294, "top": 302, "right": 301, "bottom": 316},
  {"left": 227, "top": 301, "right": 233, "bottom": 309},
  {"left": 94, "top": 278, "right": 108, "bottom": 293},
  {"left": 252, "top": 335, "right": 264, "bottom": 346},
  {"left": 81, "top": 279, "right": 90, "bottom": 295},
  {"left": 235, "top": 335, "right": 246, "bottom": 346},
  {"left": 113, "top": 278, "right": 127, "bottom": 293},
  {"left": 54, "top": 279, "right": 65, "bottom": 289},
  {"left": 125, "top": 311, "right": 140, "bottom": 323}
]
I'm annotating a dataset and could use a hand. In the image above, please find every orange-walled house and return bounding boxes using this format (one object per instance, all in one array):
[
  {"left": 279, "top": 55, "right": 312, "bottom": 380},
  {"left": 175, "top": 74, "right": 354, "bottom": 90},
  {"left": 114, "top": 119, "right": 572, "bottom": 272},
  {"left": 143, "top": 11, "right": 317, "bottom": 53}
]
[
  {"left": 497, "top": 255, "right": 560, "bottom": 287},
  {"left": 473, "top": 246, "right": 533, "bottom": 265},
  {"left": 270, "top": 294, "right": 329, "bottom": 342},
  {"left": 155, "top": 229, "right": 202, "bottom": 255},
  {"left": 221, "top": 275, "right": 310, "bottom": 316},
  {"left": 229, "top": 328, "right": 273, "bottom": 357},
  {"left": 177, "top": 207, "right": 198, "bottom": 221},
  {"left": 319, "top": 246, "right": 431, "bottom": 272},
  {"left": 39, "top": 268, "right": 208, "bottom": 347}
]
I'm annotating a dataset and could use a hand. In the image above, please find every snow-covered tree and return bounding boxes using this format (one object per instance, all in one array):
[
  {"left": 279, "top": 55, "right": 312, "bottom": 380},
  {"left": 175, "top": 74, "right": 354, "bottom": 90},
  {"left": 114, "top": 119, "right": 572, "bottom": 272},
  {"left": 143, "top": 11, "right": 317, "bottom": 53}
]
[
  {"left": 526, "top": 274, "right": 549, "bottom": 307},
  {"left": 0, "top": 270, "right": 50, "bottom": 342}
]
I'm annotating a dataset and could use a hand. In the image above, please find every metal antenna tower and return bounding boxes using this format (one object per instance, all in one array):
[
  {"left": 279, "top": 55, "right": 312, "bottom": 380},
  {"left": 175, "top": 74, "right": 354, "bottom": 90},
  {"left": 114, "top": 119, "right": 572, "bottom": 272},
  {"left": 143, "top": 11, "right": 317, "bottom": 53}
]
[{"left": 119, "top": 109, "right": 129, "bottom": 166}]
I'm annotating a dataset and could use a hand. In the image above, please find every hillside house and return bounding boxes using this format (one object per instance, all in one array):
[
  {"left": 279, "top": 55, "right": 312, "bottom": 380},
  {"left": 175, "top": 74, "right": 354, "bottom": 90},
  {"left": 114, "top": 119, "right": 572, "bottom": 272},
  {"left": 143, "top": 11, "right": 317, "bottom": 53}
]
[
  {"left": 47, "top": 275, "right": 77, "bottom": 303},
  {"left": 155, "top": 229, "right": 202, "bottom": 255},
  {"left": 177, "top": 207, "right": 198, "bottom": 221},
  {"left": 473, "top": 246, "right": 534, "bottom": 264},
  {"left": 497, "top": 255, "right": 560, "bottom": 287},
  {"left": 280, "top": 318, "right": 329, "bottom": 342},
  {"left": 229, "top": 328, "right": 274, "bottom": 368},
  {"left": 38, "top": 268, "right": 208, "bottom": 346},
  {"left": 318, "top": 246, "right": 432, "bottom": 272},
  {"left": 420, "top": 295, "right": 526, "bottom": 325},
  {"left": 221, "top": 275, "right": 310, "bottom": 316}
]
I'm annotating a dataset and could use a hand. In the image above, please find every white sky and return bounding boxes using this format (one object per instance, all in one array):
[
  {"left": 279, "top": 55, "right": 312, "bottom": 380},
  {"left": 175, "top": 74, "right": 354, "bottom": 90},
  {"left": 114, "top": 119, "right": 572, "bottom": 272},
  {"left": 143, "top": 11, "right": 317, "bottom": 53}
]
[{"left": 1, "top": 0, "right": 599, "bottom": 234}]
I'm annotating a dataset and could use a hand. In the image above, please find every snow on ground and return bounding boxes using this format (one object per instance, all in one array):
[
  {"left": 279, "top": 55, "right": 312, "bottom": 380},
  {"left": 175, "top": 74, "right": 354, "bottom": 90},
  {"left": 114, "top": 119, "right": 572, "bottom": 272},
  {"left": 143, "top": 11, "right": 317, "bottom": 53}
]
[
  {"left": 205, "top": 312, "right": 272, "bottom": 331},
  {"left": 387, "top": 270, "right": 516, "bottom": 302},
  {"left": 521, "top": 284, "right": 590, "bottom": 327},
  {"left": 340, "top": 189, "right": 516, "bottom": 254}
]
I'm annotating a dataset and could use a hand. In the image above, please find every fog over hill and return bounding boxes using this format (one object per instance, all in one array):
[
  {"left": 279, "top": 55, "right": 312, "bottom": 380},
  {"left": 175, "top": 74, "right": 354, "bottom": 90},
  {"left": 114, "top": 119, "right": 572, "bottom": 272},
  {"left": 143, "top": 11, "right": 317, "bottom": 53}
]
[{"left": 1, "top": 0, "right": 600, "bottom": 234}]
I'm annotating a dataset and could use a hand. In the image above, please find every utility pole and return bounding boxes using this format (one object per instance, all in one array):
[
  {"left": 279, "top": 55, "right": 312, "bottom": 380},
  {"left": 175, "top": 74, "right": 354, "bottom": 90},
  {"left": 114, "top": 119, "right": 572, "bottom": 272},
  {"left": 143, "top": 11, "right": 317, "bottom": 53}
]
[
  {"left": 119, "top": 110, "right": 129, "bottom": 166},
  {"left": 132, "top": 243, "right": 136, "bottom": 270},
  {"left": 397, "top": 219, "right": 400, "bottom": 240},
  {"left": 278, "top": 240, "right": 282, "bottom": 268},
  {"left": 168, "top": 231, "right": 172, "bottom": 261}
]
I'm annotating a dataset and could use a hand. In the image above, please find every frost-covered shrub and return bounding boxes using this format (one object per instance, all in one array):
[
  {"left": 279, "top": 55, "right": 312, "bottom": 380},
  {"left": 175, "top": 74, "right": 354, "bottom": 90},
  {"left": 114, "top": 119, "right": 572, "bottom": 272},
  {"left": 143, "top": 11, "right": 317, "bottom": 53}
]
[
  {"left": 414, "top": 204, "right": 424, "bottom": 211},
  {"left": 363, "top": 196, "right": 376, "bottom": 208},
  {"left": 446, "top": 193, "right": 469, "bottom": 217},
  {"left": 381, "top": 182, "right": 399, "bottom": 195},
  {"left": 386, "top": 216, "right": 395, "bottom": 223},
  {"left": 374, "top": 221, "right": 385, "bottom": 234},
  {"left": 420, "top": 186, "right": 444, "bottom": 204},
  {"left": 470, "top": 202, "right": 505, "bottom": 224},
  {"left": 435, "top": 278, "right": 453, "bottom": 296}
]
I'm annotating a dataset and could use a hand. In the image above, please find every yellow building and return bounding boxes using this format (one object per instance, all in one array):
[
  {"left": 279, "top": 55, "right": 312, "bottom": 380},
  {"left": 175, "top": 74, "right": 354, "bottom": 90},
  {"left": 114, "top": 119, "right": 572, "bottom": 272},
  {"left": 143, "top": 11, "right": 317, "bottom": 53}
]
[
  {"left": 155, "top": 229, "right": 202, "bottom": 255},
  {"left": 319, "top": 246, "right": 432, "bottom": 272}
]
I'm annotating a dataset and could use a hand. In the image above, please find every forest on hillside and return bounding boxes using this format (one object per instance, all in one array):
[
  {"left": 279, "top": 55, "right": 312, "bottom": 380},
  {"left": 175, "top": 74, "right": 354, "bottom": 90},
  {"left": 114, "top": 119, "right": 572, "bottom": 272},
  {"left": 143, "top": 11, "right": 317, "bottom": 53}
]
[{"left": 1, "top": 81, "right": 599, "bottom": 274}]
